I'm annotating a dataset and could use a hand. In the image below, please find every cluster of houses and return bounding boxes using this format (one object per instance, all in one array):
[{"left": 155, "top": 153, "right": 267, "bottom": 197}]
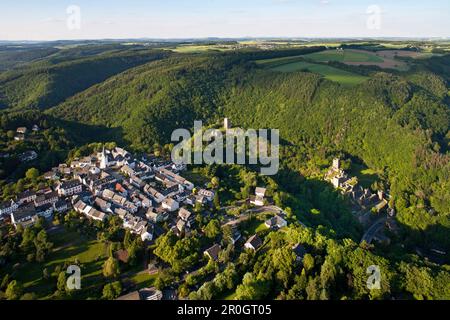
[
  {"left": 202, "top": 230, "right": 306, "bottom": 266},
  {"left": 9, "top": 126, "right": 40, "bottom": 163},
  {"left": 13, "top": 125, "right": 39, "bottom": 142},
  {"left": 1, "top": 146, "right": 218, "bottom": 244},
  {"left": 0, "top": 188, "right": 69, "bottom": 228},
  {"left": 201, "top": 189, "right": 289, "bottom": 265}
]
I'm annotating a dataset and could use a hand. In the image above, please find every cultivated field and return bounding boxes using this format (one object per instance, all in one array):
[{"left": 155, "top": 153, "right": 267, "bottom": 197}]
[
  {"left": 305, "top": 49, "right": 409, "bottom": 70},
  {"left": 305, "top": 49, "right": 384, "bottom": 63},
  {"left": 267, "top": 60, "right": 369, "bottom": 87},
  {"left": 170, "top": 44, "right": 233, "bottom": 53},
  {"left": 376, "top": 50, "right": 436, "bottom": 59}
]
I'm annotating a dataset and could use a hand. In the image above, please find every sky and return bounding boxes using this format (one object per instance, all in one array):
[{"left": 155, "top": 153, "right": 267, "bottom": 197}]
[{"left": 0, "top": 0, "right": 449, "bottom": 40}]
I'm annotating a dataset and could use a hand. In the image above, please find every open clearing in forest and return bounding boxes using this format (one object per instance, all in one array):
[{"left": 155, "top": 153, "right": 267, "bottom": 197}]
[{"left": 271, "top": 61, "right": 368, "bottom": 86}]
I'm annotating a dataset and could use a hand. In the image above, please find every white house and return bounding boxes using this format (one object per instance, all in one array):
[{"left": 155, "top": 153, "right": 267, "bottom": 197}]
[
  {"left": 250, "top": 196, "right": 264, "bottom": 207},
  {"left": 16, "top": 127, "right": 27, "bottom": 134},
  {"left": 11, "top": 205, "right": 38, "bottom": 228},
  {"left": 85, "top": 207, "right": 107, "bottom": 222},
  {"left": 198, "top": 189, "right": 215, "bottom": 202},
  {"left": 162, "top": 197, "right": 179, "bottom": 212},
  {"left": 144, "top": 185, "right": 166, "bottom": 204},
  {"left": 53, "top": 200, "right": 70, "bottom": 213},
  {"left": 140, "top": 226, "right": 154, "bottom": 242},
  {"left": 265, "top": 215, "right": 288, "bottom": 229},
  {"left": 16, "top": 190, "right": 37, "bottom": 205},
  {"left": 57, "top": 180, "right": 82, "bottom": 197},
  {"left": 36, "top": 203, "right": 54, "bottom": 219},
  {"left": 255, "top": 187, "right": 267, "bottom": 198},
  {"left": 146, "top": 207, "right": 168, "bottom": 223}
]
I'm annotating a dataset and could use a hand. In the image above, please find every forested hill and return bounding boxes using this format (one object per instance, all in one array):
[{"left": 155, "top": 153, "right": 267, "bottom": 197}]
[
  {"left": 49, "top": 55, "right": 249, "bottom": 145},
  {"left": 47, "top": 52, "right": 450, "bottom": 251},
  {"left": 223, "top": 69, "right": 449, "bottom": 246},
  {"left": 0, "top": 49, "right": 170, "bottom": 110}
]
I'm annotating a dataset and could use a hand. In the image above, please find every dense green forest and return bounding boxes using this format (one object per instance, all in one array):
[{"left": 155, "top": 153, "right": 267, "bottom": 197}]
[
  {"left": 0, "top": 46, "right": 59, "bottom": 71},
  {"left": 0, "top": 110, "right": 72, "bottom": 185},
  {"left": 0, "top": 48, "right": 170, "bottom": 110}
]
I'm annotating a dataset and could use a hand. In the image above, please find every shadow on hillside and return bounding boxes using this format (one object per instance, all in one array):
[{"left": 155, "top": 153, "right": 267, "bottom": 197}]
[
  {"left": 274, "top": 166, "right": 363, "bottom": 240},
  {"left": 50, "top": 116, "right": 128, "bottom": 146},
  {"left": 391, "top": 219, "right": 450, "bottom": 265}
]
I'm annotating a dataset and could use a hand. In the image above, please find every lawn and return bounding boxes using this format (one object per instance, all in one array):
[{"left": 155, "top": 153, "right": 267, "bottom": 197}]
[
  {"left": 305, "top": 49, "right": 384, "bottom": 63},
  {"left": 269, "top": 61, "right": 369, "bottom": 87},
  {"left": 127, "top": 271, "right": 157, "bottom": 290},
  {"left": 240, "top": 212, "right": 274, "bottom": 236},
  {"left": 4, "top": 228, "right": 109, "bottom": 299},
  {"left": 241, "top": 218, "right": 266, "bottom": 236},
  {"left": 348, "top": 163, "right": 382, "bottom": 189},
  {"left": 182, "top": 169, "right": 210, "bottom": 186}
]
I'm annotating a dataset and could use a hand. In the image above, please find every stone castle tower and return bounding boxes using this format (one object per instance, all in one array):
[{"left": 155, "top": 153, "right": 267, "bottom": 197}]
[
  {"left": 333, "top": 158, "right": 340, "bottom": 170},
  {"left": 224, "top": 118, "right": 231, "bottom": 130}
]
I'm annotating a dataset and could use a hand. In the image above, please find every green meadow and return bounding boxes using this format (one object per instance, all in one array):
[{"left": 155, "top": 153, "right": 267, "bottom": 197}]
[
  {"left": 348, "top": 164, "right": 383, "bottom": 189},
  {"left": 4, "top": 228, "right": 155, "bottom": 299},
  {"left": 305, "top": 49, "right": 384, "bottom": 63},
  {"left": 269, "top": 60, "right": 369, "bottom": 87},
  {"left": 171, "top": 45, "right": 231, "bottom": 53},
  {"left": 4, "top": 229, "right": 109, "bottom": 299}
]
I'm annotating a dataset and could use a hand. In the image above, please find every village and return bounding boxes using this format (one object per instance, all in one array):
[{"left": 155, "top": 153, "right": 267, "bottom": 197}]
[
  {"left": 0, "top": 138, "right": 297, "bottom": 300},
  {"left": 0, "top": 145, "right": 211, "bottom": 239}
]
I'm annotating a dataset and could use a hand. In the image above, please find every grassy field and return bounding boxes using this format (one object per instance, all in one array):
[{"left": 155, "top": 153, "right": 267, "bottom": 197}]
[
  {"left": 255, "top": 53, "right": 369, "bottom": 87},
  {"left": 4, "top": 228, "right": 109, "bottom": 299},
  {"left": 349, "top": 164, "right": 382, "bottom": 189},
  {"left": 127, "top": 271, "right": 157, "bottom": 290},
  {"left": 255, "top": 54, "right": 311, "bottom": 66},
  {"left": 269, "top": 60, "right": 368, "bottom": 87},
  {"left": 305, "top": 49, "right": 384, "bottom": 63},
  {"left": 4, "top": 227, "right": 155, "bottom": 300},
  {"left": 241, "top": 217, "right": 267, "bottom": 237},
  {"left": 171, "top": 45, "right": 232, "bottom": 53},
  {"left": 305, "top": 49, "right": 412, "bottom": 71},
  {"left": 182, "top": 169, "right": 210, "bottom": 186}
]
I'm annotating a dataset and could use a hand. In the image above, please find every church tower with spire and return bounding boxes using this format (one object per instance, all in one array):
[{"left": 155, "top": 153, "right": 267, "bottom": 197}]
[{"left": 100, "top": 146, "right": 109, "bottom": 169}]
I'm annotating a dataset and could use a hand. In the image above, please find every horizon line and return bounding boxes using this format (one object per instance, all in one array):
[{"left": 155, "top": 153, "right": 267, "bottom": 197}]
[{"left": 1, "top": 36, "right": 449, "bottom": 43}]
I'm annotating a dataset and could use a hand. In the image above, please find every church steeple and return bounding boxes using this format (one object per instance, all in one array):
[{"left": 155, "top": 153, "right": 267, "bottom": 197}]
[{"left": 100, "top": 146, "right": 108, "bottom": 169}]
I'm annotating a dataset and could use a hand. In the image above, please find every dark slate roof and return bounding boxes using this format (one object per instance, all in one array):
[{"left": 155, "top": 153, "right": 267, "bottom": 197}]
[
  {"left": 204, "top": 244, "right": 221, "bottom": 261},
  {"left": 246, "top": 234, "right": 263, "bottom": 249},
  {"left": 60, "top": 180, "right": 81, "bottom": 189},
  {"left": 12, "top": 205, "right": 36, "bottom": 220},
  {"left": 292, "top": 244, "right": 307, "bottom": 259}
]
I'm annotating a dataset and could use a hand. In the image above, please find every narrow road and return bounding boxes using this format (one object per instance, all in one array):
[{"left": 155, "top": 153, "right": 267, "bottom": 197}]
[
  {"left": 361, "top": 217, "right": 387, "bottom": 244},
  {"left": 221, "top": 205, "right": 306, "bottom": 228}
]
